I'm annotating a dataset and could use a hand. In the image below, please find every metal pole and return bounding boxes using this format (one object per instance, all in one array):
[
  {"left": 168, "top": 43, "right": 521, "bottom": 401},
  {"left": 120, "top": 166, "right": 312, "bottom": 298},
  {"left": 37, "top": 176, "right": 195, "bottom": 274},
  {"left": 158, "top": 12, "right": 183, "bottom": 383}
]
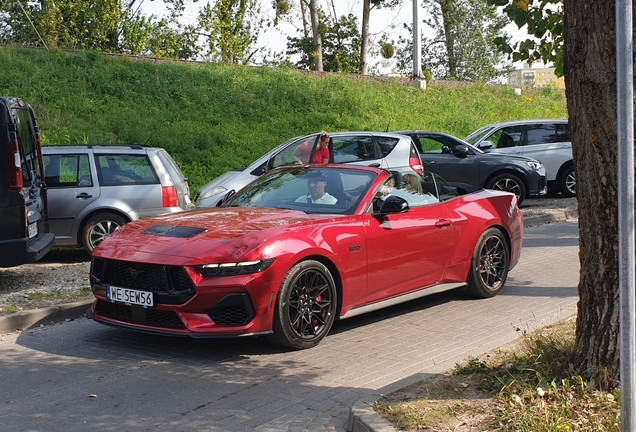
[
  {"left": 412, "top": 0, "right": 421, "bottom": 78},
  {"left": 617, "top": 0, "right": 635, "bottom": 427}
]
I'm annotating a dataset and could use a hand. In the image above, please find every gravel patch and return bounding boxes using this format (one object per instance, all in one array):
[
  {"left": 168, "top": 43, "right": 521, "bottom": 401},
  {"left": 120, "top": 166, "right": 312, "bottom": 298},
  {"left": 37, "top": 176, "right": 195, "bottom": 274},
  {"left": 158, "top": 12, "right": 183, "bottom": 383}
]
[{"left": 0, "top": 194, "right": 578, "bottom": 314}]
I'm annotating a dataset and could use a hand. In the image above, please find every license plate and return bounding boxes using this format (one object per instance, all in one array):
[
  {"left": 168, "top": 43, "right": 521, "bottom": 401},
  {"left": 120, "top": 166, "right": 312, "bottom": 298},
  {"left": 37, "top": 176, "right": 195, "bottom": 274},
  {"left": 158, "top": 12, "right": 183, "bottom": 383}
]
[
  {"left": 28, "top": 223, "right": 37, "bottom": 239},
  {"left": 107, "top": 286, "right": 154, "bottom": 307}
]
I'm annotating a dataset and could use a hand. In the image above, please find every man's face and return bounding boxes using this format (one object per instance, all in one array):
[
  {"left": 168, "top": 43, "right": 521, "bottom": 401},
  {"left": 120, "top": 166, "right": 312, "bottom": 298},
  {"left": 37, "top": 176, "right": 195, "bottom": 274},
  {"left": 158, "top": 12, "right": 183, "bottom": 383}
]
[{"left": 308, "top": 179, "right": 327, "bottom": 198}]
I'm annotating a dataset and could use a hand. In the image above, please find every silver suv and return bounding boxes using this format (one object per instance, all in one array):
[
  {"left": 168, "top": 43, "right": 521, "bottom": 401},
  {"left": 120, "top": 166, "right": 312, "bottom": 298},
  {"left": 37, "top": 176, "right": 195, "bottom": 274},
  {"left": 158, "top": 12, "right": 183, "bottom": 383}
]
[
  {"left": 195, "top": 131, "right": 424, "bottom": 207},
  {"left": 43, "top": 145, "right": 194, "bottom": 253},
  {"left": 464, "top": 119, "right": 575, "bottom": 197}
]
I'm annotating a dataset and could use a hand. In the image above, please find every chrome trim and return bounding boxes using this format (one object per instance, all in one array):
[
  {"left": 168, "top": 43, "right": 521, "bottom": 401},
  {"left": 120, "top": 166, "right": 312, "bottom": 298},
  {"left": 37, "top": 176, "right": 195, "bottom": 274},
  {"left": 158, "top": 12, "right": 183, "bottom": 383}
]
[{"left": 339, "top": 282, "right": 467, "bottom": 320}]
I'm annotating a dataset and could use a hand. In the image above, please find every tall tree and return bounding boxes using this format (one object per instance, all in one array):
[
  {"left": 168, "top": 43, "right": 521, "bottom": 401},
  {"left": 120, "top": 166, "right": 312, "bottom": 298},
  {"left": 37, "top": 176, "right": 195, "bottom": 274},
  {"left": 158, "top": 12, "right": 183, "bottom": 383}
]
[
  {"left": 359, "top": 0, "right": 402, "bottom": 75},
  {"left": 308, "top": 0, "right": 324, "bottom": 71},
  {"left": 490, "top": 0, "right": 622, "bottom": 379}
]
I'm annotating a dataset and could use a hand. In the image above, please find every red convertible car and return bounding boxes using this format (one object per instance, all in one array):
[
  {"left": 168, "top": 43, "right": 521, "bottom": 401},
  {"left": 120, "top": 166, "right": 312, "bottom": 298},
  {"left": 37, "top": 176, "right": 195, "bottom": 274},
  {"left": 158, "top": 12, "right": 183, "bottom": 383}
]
[{"left": 88, "top": 165, "right": 523, "bottom": 349}]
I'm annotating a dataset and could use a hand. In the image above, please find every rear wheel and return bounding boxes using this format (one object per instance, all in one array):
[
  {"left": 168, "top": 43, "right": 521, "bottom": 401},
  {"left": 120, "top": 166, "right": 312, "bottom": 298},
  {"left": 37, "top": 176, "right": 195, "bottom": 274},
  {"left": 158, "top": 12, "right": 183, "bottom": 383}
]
[
  {"left": 559, "top": 165, "right": 576, "bottom": 197},
  {"left": 269, "top": 260, "right": 337, "bottom": 350},
  {"left": 485, "top": 173, "right": 526, "bottom": 206},
  {"left": 82, "top": 213, "right": 127, "bottom": 254},
  {"left": 466, "top": 228, "right": 510, "bottom": 298}
]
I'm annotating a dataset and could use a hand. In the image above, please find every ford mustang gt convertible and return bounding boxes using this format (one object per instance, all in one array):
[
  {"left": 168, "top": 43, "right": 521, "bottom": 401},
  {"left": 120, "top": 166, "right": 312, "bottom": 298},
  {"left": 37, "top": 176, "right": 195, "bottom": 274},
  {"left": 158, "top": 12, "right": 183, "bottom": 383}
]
[{"left": 88, "top": 165, "right": 523, "bottom": 349}]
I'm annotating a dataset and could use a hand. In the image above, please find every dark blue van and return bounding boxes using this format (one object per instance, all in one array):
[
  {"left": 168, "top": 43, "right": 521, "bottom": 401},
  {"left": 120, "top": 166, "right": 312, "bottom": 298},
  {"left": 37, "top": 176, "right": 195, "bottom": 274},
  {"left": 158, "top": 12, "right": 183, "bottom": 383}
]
[{"left": 0, "top": 97, "right": 54, "bottom": 267}]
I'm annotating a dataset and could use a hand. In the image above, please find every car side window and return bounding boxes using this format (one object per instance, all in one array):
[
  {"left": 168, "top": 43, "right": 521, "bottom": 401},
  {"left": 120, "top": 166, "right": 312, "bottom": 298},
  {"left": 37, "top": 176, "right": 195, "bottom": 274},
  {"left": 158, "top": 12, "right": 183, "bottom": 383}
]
[
  {"left": 419, "top": 136, "right": 452, "bottom": 154},
  {"left": 96, "top": 154, "right": 158, "bottom": 186},
  {"left": 332, "top": 136, "right": 376, "bottom": 163},
  {"left": 527, "top": 123, "right": 569, "bottom": 145},
  {"left": 375, "top": 137, "right": 399, "bottom": 157},
  {"left": 271, "top": 137, "right": 316, "bottom": 168},
  {"left": 44, "top": 154, "right": 92, "bottom": 188},
  {"left": 493, "top": 126, "right": 523, "bottom": 148}
]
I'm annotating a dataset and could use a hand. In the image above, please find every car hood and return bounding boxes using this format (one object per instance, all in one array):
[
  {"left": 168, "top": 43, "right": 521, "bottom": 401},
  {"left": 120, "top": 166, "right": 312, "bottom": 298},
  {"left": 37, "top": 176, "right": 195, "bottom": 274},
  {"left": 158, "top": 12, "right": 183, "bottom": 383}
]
[{"left": 93, "top": 207, "right": 343, "bottom": 264}]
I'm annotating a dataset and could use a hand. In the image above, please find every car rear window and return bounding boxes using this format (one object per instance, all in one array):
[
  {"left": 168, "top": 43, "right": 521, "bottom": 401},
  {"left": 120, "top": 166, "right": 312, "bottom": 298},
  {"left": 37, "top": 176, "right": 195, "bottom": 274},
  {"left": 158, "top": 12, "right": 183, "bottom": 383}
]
[{"left": 96, "top": 154, "right": 159, "bottom": 186}]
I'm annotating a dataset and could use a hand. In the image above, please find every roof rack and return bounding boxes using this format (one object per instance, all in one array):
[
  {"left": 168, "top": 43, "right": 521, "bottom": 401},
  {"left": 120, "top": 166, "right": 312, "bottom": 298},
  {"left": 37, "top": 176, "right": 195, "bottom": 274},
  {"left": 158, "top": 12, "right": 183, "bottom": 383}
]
[{"left": 44, "top": 144, "right": 149, "bottom": 149}]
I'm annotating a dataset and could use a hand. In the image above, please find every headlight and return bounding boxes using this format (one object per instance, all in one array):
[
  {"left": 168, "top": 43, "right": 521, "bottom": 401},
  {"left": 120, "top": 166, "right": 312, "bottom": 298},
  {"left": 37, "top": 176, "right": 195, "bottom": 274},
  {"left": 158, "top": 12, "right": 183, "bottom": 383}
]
[
  {"left": 526, "top": 161, "right": 543, "bottom": 170},
  {"left": 197, "top": 186, "right": 228, "bottom": 201},
  {"left": 197, "top": 259, "right": 275, "bottom": 277}
]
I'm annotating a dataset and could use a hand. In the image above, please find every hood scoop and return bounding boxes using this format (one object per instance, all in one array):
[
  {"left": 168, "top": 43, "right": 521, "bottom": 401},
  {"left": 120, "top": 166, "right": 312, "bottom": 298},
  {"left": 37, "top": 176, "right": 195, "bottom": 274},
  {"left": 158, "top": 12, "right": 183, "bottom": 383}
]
[{"left": 142, "top": 225, "right": 207, "bottom": 238}]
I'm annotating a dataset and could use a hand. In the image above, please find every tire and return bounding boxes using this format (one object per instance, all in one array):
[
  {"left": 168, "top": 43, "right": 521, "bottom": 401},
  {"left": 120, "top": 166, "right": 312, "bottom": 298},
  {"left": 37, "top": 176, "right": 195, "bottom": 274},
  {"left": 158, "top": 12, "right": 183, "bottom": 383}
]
[
  {"left": 485, "top": 173, "right": 526, "bottom": 206},
  {"left": 82, "top": 213, "right": 128, "bottom": 254},
  {"left": 559, "top": 165, "right": 576, "bottom": 197},
  {"left": 268, "top": 260, "right": 337, "bottom": 350},
  {"left": 466, "top": 228, "right": 510, "bottom": 298}
]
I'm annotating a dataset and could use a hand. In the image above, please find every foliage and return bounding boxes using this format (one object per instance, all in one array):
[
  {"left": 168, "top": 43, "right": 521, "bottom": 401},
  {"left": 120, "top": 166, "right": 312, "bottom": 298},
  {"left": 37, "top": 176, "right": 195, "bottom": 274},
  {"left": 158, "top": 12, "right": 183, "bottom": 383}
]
[
  {"left": 488, "top": 0, "right": 564, "bottom": 76},
  {"left": 286, "top": 12, "right": 362, "bottom": 73},
  {"left": 197, "top": 0, "right": 263, "bottom": 64},
  {"left": 0, "top": 46, "right": 567, "bottom": 193},
  {"left": 0, "top": 0, "right": 200, "bottom": 59},
  {"left": 375, "top": 319, "right": 621, "bottom": 431},
  {"left": 391, "top": 0, "right": 512, "bottom": 81}
]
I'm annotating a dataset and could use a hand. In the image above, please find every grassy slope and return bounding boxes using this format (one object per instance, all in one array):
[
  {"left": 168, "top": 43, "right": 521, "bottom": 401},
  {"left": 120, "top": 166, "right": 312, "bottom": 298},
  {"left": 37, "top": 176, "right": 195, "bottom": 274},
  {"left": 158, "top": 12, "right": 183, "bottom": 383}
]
[{"left": 0, "top": 46, "right": 568, "bottom": 192}]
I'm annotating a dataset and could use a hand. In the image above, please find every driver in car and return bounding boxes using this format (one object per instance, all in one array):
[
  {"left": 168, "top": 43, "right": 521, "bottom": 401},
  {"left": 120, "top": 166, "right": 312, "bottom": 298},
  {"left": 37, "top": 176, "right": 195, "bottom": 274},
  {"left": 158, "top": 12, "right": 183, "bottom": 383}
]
[{"left": 295, "top": 173, "right": 337, "bottom": 204}]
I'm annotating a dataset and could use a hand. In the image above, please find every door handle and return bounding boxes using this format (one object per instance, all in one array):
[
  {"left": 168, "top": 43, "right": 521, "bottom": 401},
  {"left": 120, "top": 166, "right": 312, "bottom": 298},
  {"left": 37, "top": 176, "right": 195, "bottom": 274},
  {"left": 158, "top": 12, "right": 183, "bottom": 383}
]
[
  {"left": 77, "top": 193, "right": 93, "bottom": 199},
  {"left": 435, "top": 219, "right": 452, "bottom": 228},
  {"left": 423, "top": 160, "right": 436, "bottom": 165},
  {"left": 367, "top": 163, "right": 381, "bottom": 168}
]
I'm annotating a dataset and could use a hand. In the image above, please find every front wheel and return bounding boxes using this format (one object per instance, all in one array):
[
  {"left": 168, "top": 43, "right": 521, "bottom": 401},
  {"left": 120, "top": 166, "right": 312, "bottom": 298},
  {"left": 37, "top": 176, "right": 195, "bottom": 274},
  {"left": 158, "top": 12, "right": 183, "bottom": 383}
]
[
  {"left": 485, "top": 173, "right": 526, "bottom": 206},
  {"left": 82, "top": 213, "right": 128, "bottom": 254},
  {"left": 269, "top": 260, "right": 337, "bottom": 350},
  {"left": 466, "top": 228, "right": 510, "bottom": 298},
  {"left": 559, "top": 165, "right": 576, "bottom": 197}
]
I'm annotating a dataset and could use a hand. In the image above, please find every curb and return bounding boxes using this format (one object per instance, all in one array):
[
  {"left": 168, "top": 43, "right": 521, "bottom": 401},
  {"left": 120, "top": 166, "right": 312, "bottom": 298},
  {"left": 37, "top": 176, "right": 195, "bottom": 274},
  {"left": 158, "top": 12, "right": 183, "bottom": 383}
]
[
  {"left": 347, "top": 397, "right": 398, "bottom": 432},
  {"left": 523, "top": 209, "right": 578, "bottom": 228},
  {"left": 0, "top": 299, "right": 93, "bottom": 334}
]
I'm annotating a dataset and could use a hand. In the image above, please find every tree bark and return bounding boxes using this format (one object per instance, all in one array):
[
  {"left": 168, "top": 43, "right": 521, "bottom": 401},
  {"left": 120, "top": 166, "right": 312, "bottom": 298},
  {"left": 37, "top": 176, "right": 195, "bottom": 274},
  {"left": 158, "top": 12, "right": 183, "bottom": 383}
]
[
  {"left": 360, "top": 0, "right": 371, "bottom": 75},
  {"left": 562, "top": 0, "right": 621, "bottom": 377},
  {"left": 438, "top": 0, "right": 457, "bottom": 79},
  {"left": 309, "top": 0, "right": 323, "bottom": 71}
]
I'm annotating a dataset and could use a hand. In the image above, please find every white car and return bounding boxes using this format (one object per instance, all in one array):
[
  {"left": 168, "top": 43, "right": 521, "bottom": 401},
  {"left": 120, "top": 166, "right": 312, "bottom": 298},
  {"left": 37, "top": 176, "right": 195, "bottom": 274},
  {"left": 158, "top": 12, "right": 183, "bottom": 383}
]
[
  {"left": 464, "top": 119, "right": 575, "bottom": 197},
  {"left": 195, "top": 131, "right": 424, "bottom": 207}
]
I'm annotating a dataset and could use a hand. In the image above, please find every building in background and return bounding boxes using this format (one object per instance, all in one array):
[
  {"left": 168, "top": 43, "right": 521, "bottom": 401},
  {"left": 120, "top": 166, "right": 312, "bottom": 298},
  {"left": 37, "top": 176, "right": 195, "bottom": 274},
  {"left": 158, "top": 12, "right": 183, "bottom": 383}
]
[{"left": 508, "top": 64, "right": 565, "bottom": 90}]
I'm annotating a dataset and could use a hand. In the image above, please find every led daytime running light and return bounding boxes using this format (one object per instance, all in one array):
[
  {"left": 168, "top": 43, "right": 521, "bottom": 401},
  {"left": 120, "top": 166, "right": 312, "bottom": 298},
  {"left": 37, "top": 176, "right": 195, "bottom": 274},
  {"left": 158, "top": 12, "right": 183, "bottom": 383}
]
[{"left": 199, "top": 259, "right": 274, "bottom": 277}]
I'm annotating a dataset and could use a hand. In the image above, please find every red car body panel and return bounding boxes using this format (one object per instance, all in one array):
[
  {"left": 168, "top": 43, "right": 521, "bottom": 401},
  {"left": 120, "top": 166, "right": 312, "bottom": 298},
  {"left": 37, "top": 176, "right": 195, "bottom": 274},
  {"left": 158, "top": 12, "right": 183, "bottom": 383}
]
[{"left": 89, "top": 166, "right": 523, "bottom": 338}]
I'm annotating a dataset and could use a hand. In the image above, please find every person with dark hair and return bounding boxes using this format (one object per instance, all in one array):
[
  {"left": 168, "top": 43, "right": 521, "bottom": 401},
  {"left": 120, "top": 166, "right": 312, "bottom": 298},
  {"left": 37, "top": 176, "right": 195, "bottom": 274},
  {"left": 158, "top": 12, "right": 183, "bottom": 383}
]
[
  {"left": 295, "top": 172, "right": 337, "bottom": 204},
  {"left": 292, "top": 131, "right": 330, "bottom": 164}
]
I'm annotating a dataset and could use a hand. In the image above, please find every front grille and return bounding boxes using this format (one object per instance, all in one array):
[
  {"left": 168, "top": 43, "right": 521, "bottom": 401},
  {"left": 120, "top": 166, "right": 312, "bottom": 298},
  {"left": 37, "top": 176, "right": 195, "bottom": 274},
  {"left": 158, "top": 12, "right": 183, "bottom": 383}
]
[
  {"left": 207, "top": 293, "right": 255, "bottom": 325},
  {"left": 95, "top": 300, "right": 186, "bottom": 329},
  {"left": 91, "top": 258, "right": 195, "bottom": 305}
]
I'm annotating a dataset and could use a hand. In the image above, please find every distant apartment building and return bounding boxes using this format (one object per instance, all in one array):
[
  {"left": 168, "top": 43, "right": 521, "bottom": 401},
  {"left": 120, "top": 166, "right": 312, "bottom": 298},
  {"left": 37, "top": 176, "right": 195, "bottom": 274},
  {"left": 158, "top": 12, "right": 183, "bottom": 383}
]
[{"left": 508, "top": 64, "right": 565, "bottom": 90}]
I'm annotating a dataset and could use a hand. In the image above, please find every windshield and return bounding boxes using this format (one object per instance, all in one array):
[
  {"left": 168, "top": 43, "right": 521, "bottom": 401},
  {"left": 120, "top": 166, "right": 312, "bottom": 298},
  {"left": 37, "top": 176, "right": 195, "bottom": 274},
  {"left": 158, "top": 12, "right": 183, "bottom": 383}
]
[
  {"left": 464, "top": 125, "right": 495, "bottom": 145},
  {"left": 223, "top": 166, "right": 377, "bottom": 215}
]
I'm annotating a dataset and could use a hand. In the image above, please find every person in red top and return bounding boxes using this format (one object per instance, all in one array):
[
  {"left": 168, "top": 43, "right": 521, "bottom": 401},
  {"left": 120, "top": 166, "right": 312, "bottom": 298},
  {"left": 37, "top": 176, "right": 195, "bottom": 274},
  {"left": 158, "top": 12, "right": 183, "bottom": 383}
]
[{"left": 292, "top": 131, "right": 330, "bottom": 164}]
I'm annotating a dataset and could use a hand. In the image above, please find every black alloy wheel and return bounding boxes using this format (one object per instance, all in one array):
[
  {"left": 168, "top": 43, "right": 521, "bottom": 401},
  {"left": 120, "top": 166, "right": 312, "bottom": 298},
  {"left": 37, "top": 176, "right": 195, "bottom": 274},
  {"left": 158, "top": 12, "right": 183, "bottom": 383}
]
[
  {"left": 485, "top": 173, "right": 526, "bottom": 206},
  {"left": 269, "top": 260, "right": 337, "bottom": 349},
  {"left": 466, "top": 228, "right": 510, "bottom": 298}
]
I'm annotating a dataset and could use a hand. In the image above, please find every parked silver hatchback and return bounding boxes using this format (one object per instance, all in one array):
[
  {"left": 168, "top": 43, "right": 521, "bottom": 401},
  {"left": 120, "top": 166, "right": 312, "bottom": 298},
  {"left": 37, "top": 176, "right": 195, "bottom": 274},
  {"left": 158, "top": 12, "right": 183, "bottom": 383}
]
[
  {"left": 195, "top": 131, "right": 424, "bottom": 207},
  {"left": 43, "top": 145, "right": 194, "bottom": 253}
]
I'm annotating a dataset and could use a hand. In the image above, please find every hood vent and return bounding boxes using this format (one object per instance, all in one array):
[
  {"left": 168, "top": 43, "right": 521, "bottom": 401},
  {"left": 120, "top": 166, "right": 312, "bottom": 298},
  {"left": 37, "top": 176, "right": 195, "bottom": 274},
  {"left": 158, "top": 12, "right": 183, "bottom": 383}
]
[{"left": 142, "top": 225, "right": 207, "bottom": 238}]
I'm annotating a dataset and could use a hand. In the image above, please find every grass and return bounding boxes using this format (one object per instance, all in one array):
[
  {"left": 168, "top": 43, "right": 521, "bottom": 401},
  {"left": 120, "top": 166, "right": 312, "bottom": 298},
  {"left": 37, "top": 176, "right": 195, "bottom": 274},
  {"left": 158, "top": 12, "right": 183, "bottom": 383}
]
[
  {"left": 0, "top": 45, "right": 568, "bottom": 193},
  {"left": 0, "top": 287, "right": 93, "bottom": 316},
  {"left": 374, "top": 317, "right": 621, "bottom": 431}
]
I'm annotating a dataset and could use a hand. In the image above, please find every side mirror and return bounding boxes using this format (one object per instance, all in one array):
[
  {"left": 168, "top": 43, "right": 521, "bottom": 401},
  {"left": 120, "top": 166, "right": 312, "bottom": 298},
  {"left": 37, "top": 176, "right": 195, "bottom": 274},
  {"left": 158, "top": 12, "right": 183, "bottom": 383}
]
[
  {"left": 374, "top": 195, "right": 409, "bottom": 216},
  {"left": 477, "top": 140, "right": 493, "bottom": 150},
  {"left": 453, "top": 144, "right": 469, "bottom": 156}
]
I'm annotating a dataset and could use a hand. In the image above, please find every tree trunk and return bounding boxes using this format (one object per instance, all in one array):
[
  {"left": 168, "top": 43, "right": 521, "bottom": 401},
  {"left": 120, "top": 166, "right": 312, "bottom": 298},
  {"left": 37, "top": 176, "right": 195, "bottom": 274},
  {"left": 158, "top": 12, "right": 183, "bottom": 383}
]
[
  {"left": 309, "top": 0, "right": 323, "bottom": 71},
  {"left": 360, "top": 0, "right": 371, "bottom": 75},
  {"left": 562, "top": 0, "right": 621, "bottom": 377},
  {"left": 438, "top": 0, "right": 457, "bottom": 79}
]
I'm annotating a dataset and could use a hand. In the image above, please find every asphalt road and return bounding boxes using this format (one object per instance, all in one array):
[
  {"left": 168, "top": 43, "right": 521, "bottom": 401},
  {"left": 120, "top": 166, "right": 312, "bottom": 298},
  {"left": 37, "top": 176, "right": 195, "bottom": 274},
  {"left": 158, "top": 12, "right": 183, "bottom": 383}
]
[{"left": 0, "top": 221, "right": 580, "bottom": 432}]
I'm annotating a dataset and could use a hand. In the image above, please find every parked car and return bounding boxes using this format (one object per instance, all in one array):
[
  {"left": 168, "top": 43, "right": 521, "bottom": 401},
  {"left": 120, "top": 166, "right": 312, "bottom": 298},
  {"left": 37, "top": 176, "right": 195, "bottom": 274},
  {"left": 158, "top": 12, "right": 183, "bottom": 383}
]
[
  {"left": 464, "top": 119, "right": 575, "bottom": 197},
  {"left": 0, "top": 96, "right": 55, "bottom": 267},
  {"left": 88, "top": 164, "right": 523, "bottom": 349},
  {"left": 43, "top": 144, "right": 195, "bottom": 254},
  {"left": 395, "top": 130, "right": 547, "bottom": 205},
  {"left": 194, "top": 131, "right": 424, "bottom": 207}
]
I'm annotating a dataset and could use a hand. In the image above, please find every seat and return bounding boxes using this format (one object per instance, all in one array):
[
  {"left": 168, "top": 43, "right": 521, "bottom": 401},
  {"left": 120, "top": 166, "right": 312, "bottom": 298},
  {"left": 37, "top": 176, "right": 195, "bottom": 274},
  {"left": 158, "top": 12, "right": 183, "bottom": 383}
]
[{"left": 498, "top": 133, "right": 515, "bottom": 148}]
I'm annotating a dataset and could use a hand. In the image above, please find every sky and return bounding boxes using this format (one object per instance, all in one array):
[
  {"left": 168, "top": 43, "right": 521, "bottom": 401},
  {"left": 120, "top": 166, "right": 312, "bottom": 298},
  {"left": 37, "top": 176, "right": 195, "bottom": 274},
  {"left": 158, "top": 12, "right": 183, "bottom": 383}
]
[{"left": 139, "top": 0, "right": 529, "bottom": 74}]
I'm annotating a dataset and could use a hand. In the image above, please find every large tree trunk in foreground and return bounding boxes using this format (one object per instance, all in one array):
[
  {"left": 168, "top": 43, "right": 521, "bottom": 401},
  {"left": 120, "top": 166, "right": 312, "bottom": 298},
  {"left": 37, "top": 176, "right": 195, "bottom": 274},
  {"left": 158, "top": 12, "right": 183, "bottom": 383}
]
[{"left": 563, "top": 0, "right": 622, "bottom": 378}]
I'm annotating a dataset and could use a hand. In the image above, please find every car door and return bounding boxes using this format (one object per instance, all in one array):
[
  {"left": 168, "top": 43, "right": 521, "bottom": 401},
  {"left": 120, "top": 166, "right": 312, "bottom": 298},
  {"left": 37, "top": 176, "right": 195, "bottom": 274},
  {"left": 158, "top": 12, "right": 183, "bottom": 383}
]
[
  {"left": 331, "top": 134, "right": 387, "bottom": 168},
  {"left": 363, "top": 176, "right": 457, "bottom": 304},
  {"left": 44, "top": 152, "right": 100, "bottom": 242},
  {"left": 417, "top": 134, "right": 481, "bottom": 185},
  {"left": 519, "top": 123, "right": 572, "bottom": 180}
]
